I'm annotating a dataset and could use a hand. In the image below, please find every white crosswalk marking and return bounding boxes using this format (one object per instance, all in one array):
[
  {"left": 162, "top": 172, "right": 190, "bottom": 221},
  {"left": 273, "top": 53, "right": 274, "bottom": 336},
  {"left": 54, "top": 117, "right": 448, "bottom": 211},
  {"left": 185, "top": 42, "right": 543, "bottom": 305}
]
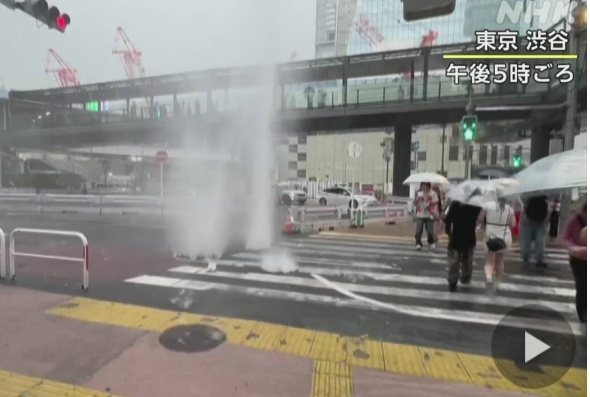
[{"left": 125, "top": 234, "right": 581, "bottom": 335}]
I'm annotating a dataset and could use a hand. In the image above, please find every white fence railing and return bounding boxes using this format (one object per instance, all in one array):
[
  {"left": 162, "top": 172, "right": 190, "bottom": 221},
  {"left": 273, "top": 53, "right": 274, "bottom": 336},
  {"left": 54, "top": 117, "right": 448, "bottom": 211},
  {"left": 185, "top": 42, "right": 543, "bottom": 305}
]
[
  {"left": 8, "top": 228, "right": 89, "bottom": 289},
  {"left": 277, "top": 180, "right": 387, "bottom": 200},
  {"left": 0, "top": 193, "right": 163, "bottom": 215},
  {"left": 0, "top": 229, "right": 5, "bottom": 279}
]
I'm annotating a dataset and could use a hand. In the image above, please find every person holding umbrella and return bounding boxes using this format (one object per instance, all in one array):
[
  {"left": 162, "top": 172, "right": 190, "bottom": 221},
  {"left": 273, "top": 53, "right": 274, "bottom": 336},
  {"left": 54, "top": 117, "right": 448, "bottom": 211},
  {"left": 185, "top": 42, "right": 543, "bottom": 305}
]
[
  {"left": 414, "top": 182, "right": 438, "bottom": 250},
  {"left": 562, "top": 197, "right": 587, "bottom": 323},
  {"left": 445, "top": 186, "right": 484, "bottom": 292},
  {"left": 479, "top": 193, "right": 516, "bottom": 295}
]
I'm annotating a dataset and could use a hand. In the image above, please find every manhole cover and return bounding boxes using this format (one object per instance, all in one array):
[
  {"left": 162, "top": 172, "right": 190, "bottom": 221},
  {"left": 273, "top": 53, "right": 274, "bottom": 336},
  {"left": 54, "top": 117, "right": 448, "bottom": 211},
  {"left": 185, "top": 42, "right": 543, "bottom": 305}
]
[{"left": 159, "top": 324, "right": 226, "bottom": 353}]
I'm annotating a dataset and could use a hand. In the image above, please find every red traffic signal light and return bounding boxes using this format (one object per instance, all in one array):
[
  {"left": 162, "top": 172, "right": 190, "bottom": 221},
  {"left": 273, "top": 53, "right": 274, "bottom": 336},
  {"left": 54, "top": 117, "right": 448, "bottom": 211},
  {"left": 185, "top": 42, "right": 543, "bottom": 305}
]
[
  {"left": 56, "top": 13, "right": 70, "bottom": 30},
  {"left": 56, "top": 15, "right": 66, "bottom": 30}
]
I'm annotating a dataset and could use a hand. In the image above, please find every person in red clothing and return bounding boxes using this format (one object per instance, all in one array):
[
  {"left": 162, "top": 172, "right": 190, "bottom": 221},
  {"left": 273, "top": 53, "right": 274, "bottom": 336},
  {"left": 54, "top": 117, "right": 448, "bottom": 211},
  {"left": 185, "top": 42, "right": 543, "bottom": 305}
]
[{"left": 562, "top": 199, "right": 587, "bottom": 323}]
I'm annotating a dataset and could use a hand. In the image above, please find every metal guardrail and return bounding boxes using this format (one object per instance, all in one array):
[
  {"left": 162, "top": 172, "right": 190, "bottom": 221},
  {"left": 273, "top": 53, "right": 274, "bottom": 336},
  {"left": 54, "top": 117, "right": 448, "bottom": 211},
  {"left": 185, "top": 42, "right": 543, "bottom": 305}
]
[
  {"left": 8, "top": 228, "right": 89, "bottom": 289},
  {"left": 0, "top": 194, "right": 163, "bottom": 215},
  {"left": 0, "top": 229, "right": 5, "bottom": 279},
  {"left": 286, "top": 204, "right": 411, "bottom": 234}
]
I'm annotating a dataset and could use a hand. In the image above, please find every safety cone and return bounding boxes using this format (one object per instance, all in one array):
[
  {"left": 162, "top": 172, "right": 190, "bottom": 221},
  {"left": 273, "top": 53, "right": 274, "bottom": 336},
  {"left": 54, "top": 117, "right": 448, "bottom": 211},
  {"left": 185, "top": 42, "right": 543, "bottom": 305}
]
[{"left": 283, "top": 208, "right": 294, "bottom": 234}]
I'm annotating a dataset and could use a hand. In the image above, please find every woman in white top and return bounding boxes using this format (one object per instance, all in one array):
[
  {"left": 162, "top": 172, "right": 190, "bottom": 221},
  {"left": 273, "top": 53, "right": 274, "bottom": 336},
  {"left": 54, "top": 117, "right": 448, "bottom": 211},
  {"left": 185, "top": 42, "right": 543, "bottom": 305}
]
[{"left": 479, "top": 196, "right": 516, "bottom": 294}]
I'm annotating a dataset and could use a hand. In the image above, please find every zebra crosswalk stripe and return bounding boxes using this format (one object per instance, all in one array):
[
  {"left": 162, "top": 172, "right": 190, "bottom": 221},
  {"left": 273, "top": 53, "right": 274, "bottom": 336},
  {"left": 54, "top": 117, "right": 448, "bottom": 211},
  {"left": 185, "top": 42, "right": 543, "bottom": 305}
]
[{"left": 125, "top": 235, "right": 580, "bottom": 335}]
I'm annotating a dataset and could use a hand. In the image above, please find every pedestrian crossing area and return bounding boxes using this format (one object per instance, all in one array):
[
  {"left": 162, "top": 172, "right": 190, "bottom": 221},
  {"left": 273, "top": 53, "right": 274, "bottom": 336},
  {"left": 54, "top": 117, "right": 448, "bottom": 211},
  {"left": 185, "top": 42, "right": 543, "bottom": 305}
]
[{"left": 126, "top": 234, "right": 583, "bottom": 336}]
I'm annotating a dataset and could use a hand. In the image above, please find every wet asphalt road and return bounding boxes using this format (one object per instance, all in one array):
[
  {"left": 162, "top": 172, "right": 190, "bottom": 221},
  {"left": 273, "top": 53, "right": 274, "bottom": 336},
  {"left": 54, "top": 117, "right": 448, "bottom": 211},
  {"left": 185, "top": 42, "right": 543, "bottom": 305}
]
[{"left": 0, "top": 211, "right": 585, "bottom": 368}]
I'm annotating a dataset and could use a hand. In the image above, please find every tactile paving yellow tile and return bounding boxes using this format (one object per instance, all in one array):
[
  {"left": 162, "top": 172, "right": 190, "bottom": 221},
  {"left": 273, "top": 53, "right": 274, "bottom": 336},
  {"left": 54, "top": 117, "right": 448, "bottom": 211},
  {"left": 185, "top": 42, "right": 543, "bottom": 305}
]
[
  {"left": 418, "top": 347, "right": 471, "bottom": 383},
  {"left": 343, "top": 336, "right": 385, "bottom": 370},
  {"left": 47, "top": 297, "right": 586, "bottom": 397},
  {"left": 311, "top": 360, "right": 354, "bottom": 397},
  {"left": 457, "top": 353, "right": 522, "bottom": 393},
  {"left": 309, "top": 331, "right": 347, "bottom": 362},
  {"left": 274, "top": 327, "right": 316, "bottom": 357},
  {"left": 0, "top": 369, "right": 124, "bottom": 397},
  {"left": 242, "top": 322, "right": 286, "bottom": 350},
  {"left": 382, "top": 342, "right": 427, "bottom": 377}
]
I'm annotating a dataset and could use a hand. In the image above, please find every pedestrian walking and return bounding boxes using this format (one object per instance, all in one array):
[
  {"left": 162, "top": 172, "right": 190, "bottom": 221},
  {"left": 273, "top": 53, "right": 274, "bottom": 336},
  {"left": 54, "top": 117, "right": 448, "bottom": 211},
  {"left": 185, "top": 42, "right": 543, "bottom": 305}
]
[
  {"left": 432, "top": 185, "right": 445, "bottom": 243},
  {"left": 480, "top": 196, "right": 516, "bottom": 295},
  {"left": 519, "top": 195, "right": 550, "bottom": 268},
  {"left": 563, "top": 199, "right": 587, "bottom": 323},
  {"left": 549, "top": 198, "right": 561, "bottom": 243},
  {"left": 414, "top": 182, "right": 438, "bottom": 250},
  {"left": 445, "top": 189, "right": 483, "bottom": 292}
]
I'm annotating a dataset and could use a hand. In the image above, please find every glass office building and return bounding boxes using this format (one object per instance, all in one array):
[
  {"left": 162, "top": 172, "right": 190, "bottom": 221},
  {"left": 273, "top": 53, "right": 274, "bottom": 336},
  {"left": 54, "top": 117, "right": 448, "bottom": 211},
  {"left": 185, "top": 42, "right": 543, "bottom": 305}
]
[{"left": 316, "top": 0, "right": 549, "bottom": 58}]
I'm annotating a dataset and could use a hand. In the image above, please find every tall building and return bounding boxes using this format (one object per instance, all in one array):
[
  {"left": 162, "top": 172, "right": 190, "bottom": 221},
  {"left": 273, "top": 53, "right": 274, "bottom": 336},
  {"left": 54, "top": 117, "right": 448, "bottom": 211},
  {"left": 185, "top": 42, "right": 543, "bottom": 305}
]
[
  {"left": 315, "top": 0, "right": 552, "bottom": 58},
  {"left": 286, "top": 0, "right": 561, "bottom": 186}
]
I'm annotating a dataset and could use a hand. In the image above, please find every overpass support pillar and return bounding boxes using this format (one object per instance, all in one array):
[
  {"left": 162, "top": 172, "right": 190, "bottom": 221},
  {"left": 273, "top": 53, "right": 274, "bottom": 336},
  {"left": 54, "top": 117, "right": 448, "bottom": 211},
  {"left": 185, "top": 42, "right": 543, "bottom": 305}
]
[
  {"left": 393, "top": 123, "right": 412, "bottom": 197},
  {"left": 0, "top": 101, "right": 8, "bottom": 131},
  {"left": 530, "top": 125, "right": 552, "bottom": 164},
  {"left": 342, "top": 59, "right": 348, "bottom": 106},
  {"left": 422, "top": 48, "right": 430, "bottom": 100}
]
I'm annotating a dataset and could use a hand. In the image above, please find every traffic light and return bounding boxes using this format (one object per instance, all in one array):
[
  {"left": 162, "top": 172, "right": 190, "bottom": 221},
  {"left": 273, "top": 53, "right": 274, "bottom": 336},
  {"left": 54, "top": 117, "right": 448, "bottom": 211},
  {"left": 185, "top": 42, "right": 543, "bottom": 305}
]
[
  {"left": 461, "top": 115, "right": 477, "bottom": 142},
  {"left": 512, "top": 155, "right": 523, "bottom": 168},
  {"left": 9, "top": 0, "right": 71, "bottom": 32}
]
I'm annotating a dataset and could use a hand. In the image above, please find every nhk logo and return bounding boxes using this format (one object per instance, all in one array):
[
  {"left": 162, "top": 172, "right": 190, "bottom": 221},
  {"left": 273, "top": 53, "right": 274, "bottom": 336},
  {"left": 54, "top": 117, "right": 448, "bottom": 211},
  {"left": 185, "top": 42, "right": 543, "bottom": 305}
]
[{"left": 497, "top": 0, "right": 578, "bottom": 25}]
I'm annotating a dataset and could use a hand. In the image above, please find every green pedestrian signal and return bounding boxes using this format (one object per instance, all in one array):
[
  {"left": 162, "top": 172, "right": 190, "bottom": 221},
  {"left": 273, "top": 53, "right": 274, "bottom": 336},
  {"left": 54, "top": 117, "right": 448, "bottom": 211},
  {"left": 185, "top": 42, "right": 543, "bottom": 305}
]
[
  {"left": 461, "top": 115, "right": 477, "bottom": 142},
  {"left": 512, "top": 155, "right": 523, "bottom": 168}
]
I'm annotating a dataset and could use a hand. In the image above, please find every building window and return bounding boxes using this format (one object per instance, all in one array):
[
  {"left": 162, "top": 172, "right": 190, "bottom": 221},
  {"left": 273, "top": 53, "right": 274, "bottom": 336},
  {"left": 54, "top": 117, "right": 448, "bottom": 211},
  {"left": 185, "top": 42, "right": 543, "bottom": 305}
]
[
  {"left": 417, "top": 151, "right": 427, "bottom": 161},
  {"left": 479, "top": 145, "right": 487, "bottom": 165},
  {"left": 326, "top": 31, "right": 335, "bottom": 41},
  {"left": 289, "top": 144, "right": 297, "bottom": 153},
  {"left": 449, "top": 146, "right": 459, "bottom": 161},
  {"left": 297, "top": 169, "right": 306, "bottom": 178},
  {"left": 297, "top": 153, "right": 307, "bottom": 161},
  {"left": 298, "top": 135, "right": 307, "bottom": 144},
  {"left": 288, "top": 161, "right": 297, "bottom": 170},
  {"left": 491, "top": 146, "right": 498, "bottom": 165},
  {"left": 504, "top": 145, "right": 510, "bottom": 161}
]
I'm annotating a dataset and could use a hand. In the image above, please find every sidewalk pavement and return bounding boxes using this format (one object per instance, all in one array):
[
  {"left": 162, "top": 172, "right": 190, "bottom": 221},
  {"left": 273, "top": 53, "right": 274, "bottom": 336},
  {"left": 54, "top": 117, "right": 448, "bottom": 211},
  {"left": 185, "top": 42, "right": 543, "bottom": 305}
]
[
  {"left": 0, "top": 285, "right": 584, "bottom": 397},
  {"left": 320, "top": 220, "right": 454, "bottom": 243},
  {"left": 319, "top": 221, "right": 567, "bottom": 250}
]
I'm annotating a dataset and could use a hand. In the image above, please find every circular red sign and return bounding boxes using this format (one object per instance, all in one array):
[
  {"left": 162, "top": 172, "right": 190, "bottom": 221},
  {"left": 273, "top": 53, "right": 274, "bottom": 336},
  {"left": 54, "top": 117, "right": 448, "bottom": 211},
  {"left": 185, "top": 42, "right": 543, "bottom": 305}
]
[{"left": 155, "top": 150, "right": 168, "bottom": 164}]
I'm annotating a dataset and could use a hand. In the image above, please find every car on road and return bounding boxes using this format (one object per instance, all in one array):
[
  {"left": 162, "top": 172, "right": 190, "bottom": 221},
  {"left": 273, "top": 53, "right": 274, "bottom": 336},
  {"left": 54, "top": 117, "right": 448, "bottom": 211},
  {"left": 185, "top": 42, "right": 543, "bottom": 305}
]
[
  {"left": 317, "top": 187, "right": 378, "bottom": 208},
  {"left": 276, "top": 185, "right": 307, "bottom": 205}
]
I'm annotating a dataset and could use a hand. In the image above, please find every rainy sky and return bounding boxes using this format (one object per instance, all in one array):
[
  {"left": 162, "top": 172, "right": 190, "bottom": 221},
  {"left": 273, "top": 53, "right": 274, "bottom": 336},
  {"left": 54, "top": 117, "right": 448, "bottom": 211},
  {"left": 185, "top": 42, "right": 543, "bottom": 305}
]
[{"left": 0, "top": 0, "right": 316, "bottom": 90}]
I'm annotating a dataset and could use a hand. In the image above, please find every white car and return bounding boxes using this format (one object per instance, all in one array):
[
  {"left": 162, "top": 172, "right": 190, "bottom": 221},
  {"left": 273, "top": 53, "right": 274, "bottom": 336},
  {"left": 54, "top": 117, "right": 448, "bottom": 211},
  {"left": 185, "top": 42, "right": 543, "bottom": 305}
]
[
  {"left": 317, "top": 187, "right": 378, "bottom": 208},
  {"left": 276, "top": 186, "right": 307, "bottom": 205}
]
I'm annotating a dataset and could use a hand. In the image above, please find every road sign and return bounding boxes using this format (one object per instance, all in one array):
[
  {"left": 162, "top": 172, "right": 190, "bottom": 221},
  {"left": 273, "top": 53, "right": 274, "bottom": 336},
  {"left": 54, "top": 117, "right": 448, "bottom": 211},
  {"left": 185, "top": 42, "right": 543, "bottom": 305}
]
[
  {"left": 155, "top": 150, "right": 168, "bottom": 164},
  {"left": 347, "top": 142, "right": 363, "bottom": 158}
]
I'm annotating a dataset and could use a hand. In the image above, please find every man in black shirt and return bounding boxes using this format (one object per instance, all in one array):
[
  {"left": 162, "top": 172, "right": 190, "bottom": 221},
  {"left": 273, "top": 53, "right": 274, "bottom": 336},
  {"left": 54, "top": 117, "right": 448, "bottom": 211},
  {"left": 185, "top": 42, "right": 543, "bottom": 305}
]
[
  {"left": 445, "top": 190, "right": 483, "bottom": 292},
  {"left": 520, "top": 195, "right": 549, "bottom": 268}
]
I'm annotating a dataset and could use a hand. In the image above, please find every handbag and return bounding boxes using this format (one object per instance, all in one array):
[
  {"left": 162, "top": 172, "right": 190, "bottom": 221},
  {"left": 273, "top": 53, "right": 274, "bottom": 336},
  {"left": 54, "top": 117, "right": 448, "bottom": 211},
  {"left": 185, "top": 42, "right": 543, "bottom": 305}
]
[{"left": 486, "top": 207, "right": 510, "bottom": 252}]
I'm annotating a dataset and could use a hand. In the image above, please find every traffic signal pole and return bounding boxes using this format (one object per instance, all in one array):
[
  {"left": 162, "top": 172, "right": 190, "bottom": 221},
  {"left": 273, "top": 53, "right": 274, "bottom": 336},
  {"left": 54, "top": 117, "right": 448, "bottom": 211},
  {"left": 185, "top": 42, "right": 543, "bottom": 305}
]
[
  {"left": 559, "top": 23, "right": 581, "bottom": 233},
  {"left": 463, "top": 85, "right": 475, "bottom": 179}
]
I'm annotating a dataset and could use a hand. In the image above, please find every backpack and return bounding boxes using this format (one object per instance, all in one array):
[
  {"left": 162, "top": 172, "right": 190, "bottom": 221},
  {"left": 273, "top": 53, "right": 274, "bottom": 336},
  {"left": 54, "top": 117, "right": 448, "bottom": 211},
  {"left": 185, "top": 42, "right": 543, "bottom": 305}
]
[{"left": 525, "top": 196, "right": 548, "bottom": 222}]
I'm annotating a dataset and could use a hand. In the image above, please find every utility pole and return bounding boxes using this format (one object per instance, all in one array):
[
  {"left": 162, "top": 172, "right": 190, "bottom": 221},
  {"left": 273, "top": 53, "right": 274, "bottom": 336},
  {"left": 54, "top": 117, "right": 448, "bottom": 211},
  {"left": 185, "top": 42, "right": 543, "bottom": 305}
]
[
  {"left": 440, "top": 124, "right": 446, "bottom": 176},
  {"left": 464, "top": 85, "right": 474, "bottom": 179},
  {"left": 560, "top": 10, "right": 583, "bottom": 231}
]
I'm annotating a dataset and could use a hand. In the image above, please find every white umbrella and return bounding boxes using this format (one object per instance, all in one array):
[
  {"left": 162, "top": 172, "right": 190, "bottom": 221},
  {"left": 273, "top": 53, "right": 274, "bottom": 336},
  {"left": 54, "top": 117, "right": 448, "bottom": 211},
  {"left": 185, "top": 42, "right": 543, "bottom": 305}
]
[
  {"left": 447, "top": 180, "right": 497, "bottom": 208},
  {"left": 502, "top": 149, "right": 587, "bottom": 196},
  {"left": 403, "top": 172, "right": 449, "bottom": 186},
  {"left": 491, "top": 178, "right": 519, "bottom": 189}
]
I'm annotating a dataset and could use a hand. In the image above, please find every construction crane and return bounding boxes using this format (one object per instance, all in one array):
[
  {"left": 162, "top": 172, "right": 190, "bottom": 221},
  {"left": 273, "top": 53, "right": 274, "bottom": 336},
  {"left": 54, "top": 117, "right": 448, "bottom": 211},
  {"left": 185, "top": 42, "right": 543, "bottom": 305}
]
[
  {"left": 354, "top": 13, "right": 385, "bottom": 48},
  {"left": 112, "top": 26, "right": 146, "bottom": 80},
  {"left": 420, "top": 30, "right": 439, "bottom": 47},
  {"left": 45, "top": 49, "right": 80, "bottom": 87}
]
